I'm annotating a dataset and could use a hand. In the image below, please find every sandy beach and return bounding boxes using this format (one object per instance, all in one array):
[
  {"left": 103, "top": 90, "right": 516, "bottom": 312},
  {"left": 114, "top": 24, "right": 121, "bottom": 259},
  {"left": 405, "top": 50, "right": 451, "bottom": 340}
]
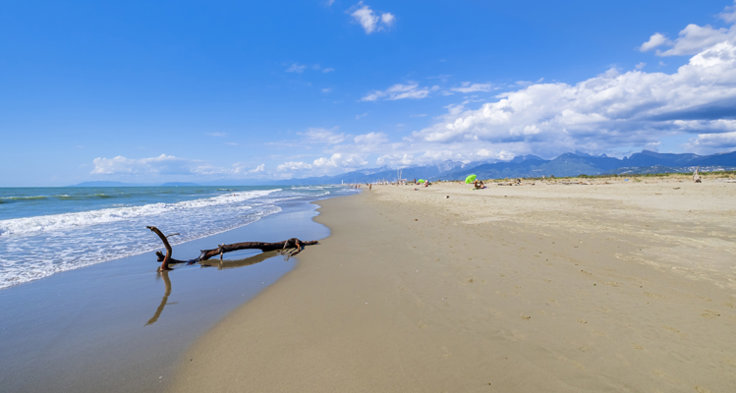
[{"left": 169, "top": 177, "right": 736, "bottom": 392}]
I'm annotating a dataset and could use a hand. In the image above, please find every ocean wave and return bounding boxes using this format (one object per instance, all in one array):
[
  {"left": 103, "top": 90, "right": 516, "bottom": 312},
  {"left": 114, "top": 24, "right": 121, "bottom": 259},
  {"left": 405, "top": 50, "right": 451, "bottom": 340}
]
[
  {"left": 0, "top": 185, "right": 354, "bottom": 290},
  {"left": 0, "top": 189, "right": 280, "bottom": 236},
  {"left": 0, "top": 203, "right": 283, "bottom": 290},
  {"left": 0, "top": 195, "right": 49, "bottom": 202}
]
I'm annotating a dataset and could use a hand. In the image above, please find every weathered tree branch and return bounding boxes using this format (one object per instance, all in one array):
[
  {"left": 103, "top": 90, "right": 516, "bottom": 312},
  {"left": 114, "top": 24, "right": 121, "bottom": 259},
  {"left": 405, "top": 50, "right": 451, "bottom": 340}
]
[
  {"left": 147, "top": 226, "right": 173, "bottom": 271},
  {"left": 147, "top": 226, "right": 318, "bottom": 271}
]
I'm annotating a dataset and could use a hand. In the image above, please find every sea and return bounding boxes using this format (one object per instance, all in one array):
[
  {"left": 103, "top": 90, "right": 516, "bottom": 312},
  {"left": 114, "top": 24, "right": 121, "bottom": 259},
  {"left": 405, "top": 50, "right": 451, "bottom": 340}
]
[{"left": 0, "top": 185, "right": 356, "bottom": 290}]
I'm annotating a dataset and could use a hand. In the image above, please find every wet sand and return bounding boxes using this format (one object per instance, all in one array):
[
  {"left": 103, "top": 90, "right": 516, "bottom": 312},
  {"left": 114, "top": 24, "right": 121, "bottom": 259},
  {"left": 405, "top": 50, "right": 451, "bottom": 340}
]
[
  {"left": 0, "top": 202, "right": 327, "bottom": 393},
  {"left": 169, "top": 178, "right": 736, "bottom": 392}
]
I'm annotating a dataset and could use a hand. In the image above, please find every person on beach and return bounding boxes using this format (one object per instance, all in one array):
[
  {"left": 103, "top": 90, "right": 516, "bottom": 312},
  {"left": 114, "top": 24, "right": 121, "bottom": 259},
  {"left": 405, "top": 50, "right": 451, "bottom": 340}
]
[{"left": 474, "top": 179, "right": 486, "bottom": 189}]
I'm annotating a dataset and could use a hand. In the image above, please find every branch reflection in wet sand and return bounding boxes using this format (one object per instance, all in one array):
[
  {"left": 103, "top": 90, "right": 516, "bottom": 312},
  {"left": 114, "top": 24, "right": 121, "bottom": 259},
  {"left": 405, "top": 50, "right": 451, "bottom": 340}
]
[
  {"left": 146, "top": 270, "right": 172, "bottom": 326},
  {"left": 145, "top": 250, "right": 283, "bottom": 325}
]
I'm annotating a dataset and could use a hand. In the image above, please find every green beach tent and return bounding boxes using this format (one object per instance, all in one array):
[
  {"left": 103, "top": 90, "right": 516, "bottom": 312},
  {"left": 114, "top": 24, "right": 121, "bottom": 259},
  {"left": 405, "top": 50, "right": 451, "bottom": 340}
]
[
  {"left": 464, "top": 174, "right": 477, "bottom": 184},
  {"left": 417, "top": 179, "right": 426, "bottom": 183}
]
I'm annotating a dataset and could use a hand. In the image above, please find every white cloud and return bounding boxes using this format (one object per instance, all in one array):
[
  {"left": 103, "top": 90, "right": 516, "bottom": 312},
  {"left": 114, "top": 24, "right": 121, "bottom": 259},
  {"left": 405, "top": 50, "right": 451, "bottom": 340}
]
[
  {"left": 450, "top": 82, "right": 493, "bottom": 94},
  {"left": 720, "top": 1, "right": 736, "bottom": 24},
  {"left": 381, "top": 12, "right": 395, "bottom": 26},
  {"left": 362, "top": 82, "right": 434, "bottom": 101},
  {"left": 277, "top": 153, "right": 367, "bottom": 174},
  {"left": 277, "top": 161, "right": 312, "bottom": 171},
  {"left": 92, "top": 154, "right": 255, "bottom": 178},
  {"left": 286, "top": 63, "right": 307, "bottom": 73},
  {"left": 249, "top": 163, "right": 265, "bottom": 173},
  {"left": 640, "top": 33, "right": 671, "bottom": 52},
  {"left": 640, "top": 5, "right": 736, "bottom": 57},
  {"left": 90, "top": 154, "right": 237, "bottom": 176},
  {"left": 376, "top": 153, "right": 416, "bottom": 167},
  {"left": 364, "top": 81, "right": 492, "bottom": 101},
  {"left": 206, "top": 131, "right": 228, "bottom": 137},
  {"left": 659, "top": 24, "right": 733, "bottom": 56},
  {"left": 300, "top": 127, "right": 345, "bottom": 144},
  {"left": 313, "top": 153, "right": 367, "bottom": 168},
  {"left": 91, "top": 154, "right": 198, "bottom": 175},
  {"left": 690, "top": 131, "right": 736, "bottom": 150},
  {"left": 350, "top": 2, "right": 395, "bottom": 34},
  {"left": 287, "top": 63, "right": 334, "bottom": 74},
  {"left": 411, "top": 35, "right": 736, "bottom": 156},
  {"left": 353, "top": 132, "right": 388, "bottom": 145}
]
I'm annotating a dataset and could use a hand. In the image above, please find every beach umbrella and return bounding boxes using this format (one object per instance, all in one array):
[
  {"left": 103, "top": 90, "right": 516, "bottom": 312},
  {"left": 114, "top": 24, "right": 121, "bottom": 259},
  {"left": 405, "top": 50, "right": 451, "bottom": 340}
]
[
  {"left": 417, "top": 179, "right": 426, "bottom": 183},
  {"left": 465, "top": 174, "right": 477, "bottom": 184}
]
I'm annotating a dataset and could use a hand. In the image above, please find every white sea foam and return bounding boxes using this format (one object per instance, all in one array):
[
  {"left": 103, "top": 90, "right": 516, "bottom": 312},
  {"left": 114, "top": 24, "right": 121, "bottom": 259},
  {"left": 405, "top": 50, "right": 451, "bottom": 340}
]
[
  {"left": 0, "top": 185, "right": 355, "bottom": 290},
  {"left": 0, "top": 189, "right": 279, "bottom": 236}
]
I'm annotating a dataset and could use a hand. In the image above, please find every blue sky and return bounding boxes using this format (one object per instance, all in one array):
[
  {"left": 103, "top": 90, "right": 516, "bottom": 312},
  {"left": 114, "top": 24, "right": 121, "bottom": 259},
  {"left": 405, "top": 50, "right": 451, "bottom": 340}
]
[{"left": 2, "top": 0, "right": 736, "bottom": 186}]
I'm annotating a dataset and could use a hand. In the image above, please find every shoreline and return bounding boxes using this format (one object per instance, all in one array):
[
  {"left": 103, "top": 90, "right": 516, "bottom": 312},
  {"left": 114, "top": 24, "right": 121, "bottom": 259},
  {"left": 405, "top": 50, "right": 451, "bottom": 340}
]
[
  {"left": 169, "top": 180, "right": 736, "bottom": 392},
  {"left": 0, "top": 200, "right": 329, "bottom": 393}
]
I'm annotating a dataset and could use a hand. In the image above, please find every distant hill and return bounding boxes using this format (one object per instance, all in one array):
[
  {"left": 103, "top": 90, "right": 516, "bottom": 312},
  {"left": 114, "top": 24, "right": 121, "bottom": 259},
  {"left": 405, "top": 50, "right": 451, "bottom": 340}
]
[
  {"left": 71, "top": 181, "right": 202, "bottom": 187},
  {"left": 160, "top": 182, "right": 200, "bottom": 187},
  {"left": 71, "top": 181, "right": 143, "bottom": 187}
]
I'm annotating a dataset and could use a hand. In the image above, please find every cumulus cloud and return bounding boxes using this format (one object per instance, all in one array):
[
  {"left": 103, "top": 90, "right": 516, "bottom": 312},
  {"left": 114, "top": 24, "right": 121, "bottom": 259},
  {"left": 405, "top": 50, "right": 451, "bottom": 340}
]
[
  {"left": 659, "top": 24, "right": 733, "bottom": 56},
  {"left": 412, "top": 33, "right": 736, "bottom": 156},
  {"left": 381, "top": 12, "right": 395, "bottom": 26},
  {"left": 640, "top": 6, "right": 736, "bottom": 57},
  {"left": 350, "top": 2, "right": 395, "bottom": 34},
  {"left": 277, "top": 153, "right": 367, "bottom": 173},
  {"left": 313, "top": 153, "right": 367, "bottom": 168},
  {"left": 639, "top": 33, "right": 671, "bottom": 52},
  {"left": 362, "top": 82, "right": 436, "bottom": 101}
]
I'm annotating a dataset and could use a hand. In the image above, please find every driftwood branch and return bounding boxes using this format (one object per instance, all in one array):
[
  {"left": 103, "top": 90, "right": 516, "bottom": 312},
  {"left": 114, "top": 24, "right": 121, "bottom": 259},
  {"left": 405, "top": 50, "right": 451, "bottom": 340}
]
[
  {"left": 147, "top": 226, "right": 318, "bottom": 271},
  {"left": 147, "top": 226, "right": 173, "bottom": 271}
]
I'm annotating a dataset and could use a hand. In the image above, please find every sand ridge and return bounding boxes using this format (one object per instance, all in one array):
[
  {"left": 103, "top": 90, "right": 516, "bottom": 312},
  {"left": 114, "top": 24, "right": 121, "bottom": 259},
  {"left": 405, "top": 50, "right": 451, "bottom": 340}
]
[{"left": 168, "top": 179, "right": 736, "bottom": 392}]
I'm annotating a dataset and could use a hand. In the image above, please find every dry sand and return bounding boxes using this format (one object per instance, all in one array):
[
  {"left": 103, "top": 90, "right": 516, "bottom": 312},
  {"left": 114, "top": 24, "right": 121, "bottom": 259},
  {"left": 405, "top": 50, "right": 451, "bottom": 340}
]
[{"left": 168, "top": 178, "right": 736, "bottom": 393}]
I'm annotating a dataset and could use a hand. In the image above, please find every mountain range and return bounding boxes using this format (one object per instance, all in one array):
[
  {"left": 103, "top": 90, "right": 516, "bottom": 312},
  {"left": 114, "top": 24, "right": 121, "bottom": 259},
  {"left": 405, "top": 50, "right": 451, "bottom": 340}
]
[{"left": 277, "top": 150, "right": 736, "bottom": 185}]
